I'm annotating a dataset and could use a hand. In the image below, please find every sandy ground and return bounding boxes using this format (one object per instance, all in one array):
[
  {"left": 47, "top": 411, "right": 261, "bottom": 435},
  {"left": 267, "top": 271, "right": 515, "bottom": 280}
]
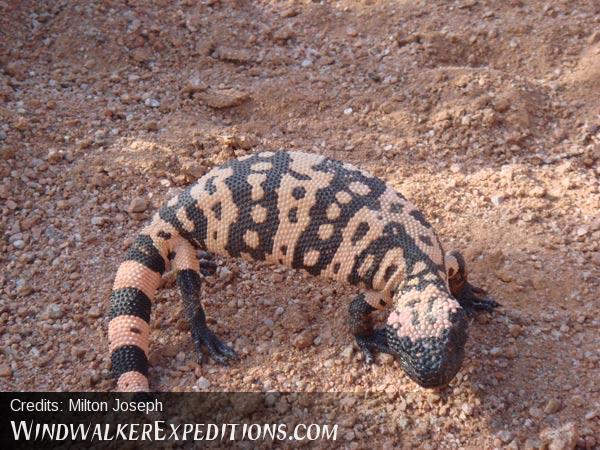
[{"left": 1, "top": 0, "right": 599, "bottom": 448}]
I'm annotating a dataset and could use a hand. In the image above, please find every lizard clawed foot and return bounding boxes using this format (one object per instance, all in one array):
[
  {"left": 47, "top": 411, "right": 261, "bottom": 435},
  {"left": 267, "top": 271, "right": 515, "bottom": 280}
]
[
  {"left": 455, "top": 282, "right": 501, "bottom": 317},
  {"left": 198, "top": 251, "right": 218, "bottom": 277},
  {"left": 446, "top": 250, "right": 500, "bottom": 317},
  {"left": 354, "top": 329, "right": 391, "bottom": 366},
  {"left": 192, "top": 326, "right": 238, "bottom": 365}
]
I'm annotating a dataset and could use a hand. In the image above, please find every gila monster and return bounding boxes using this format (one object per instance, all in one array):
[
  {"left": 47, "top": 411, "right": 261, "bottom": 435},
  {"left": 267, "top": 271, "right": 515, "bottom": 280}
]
[{"left": 108, "top": 151, "right": 498, "bottom": 391}]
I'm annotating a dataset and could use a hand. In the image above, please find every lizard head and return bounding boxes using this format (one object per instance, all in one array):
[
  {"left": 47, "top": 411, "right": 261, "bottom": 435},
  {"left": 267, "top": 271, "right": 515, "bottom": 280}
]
[{"left": 385, "top": 283, "right": 468, "bottom": 388}]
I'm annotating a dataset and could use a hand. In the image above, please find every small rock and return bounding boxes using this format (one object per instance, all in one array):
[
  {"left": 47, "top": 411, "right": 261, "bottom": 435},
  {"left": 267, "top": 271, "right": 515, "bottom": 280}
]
[
  {"left": 218, "top": 267, "right": 233, "bottom": 282},
  {"left": 273, "top": 26, "right": 295, "bottom": 43},
  {"left": 497, "top": 430, "right": 513, "bottom": 444},
  {"left": 197, "top": 377, "right": 211, "bottom": 390},
  {"left": 281, "top": 8, "right": 299, "bottom": 18},
  {"left": 198, "top": 89, "right": 249, "bottom": 109},
  {"left": 505, "top": 345, "right": 518, "bottom": 359},
  {"left": 539, "top": 422, "right": 578, "bottom": 450},
  {"left": 585, "top": 409, "right": 598, "bottom": 420},
  {"left": 17, "top": 283, "right": 33, "bottom": 296},
  {"left": 91, "top": 216, "right": 107, "bottom": 226},
  {"left": 144, "top": 98, "right": 160, "bottom": 108},
  {"left": 544, "top": 399, "right": 561, "bottom": 414},
  {"left": 47, "top": 304, "right": 63, "bottom": 319},
  {"left": 182, "top": 76, "right": 207, "bottom": 96},
  {"left": 146, "top": 121, "right": 158, "bottom": 131},
  {"left": 378, "top": 353, "right": 394, "bottom": 365},
  {"left": 215, "top": 47, "right": 253, "bottom": 64},
  {"left": 88, "top": 307, "right": 102, "bottom": 318},
  {"left": 530, "top": 186, "right": 546, "bottom": 198},
  {"left": 12, "top": 240, "right": 25, "bottom": 249},
  {"left": 489, "top": 346, "right": 502, "bottom": 356},
  {"left": 301, "top": 59, "right": 313, "bottom": 68},
  {"left": 340, "top": 345, "right": 354, "bottom": 360},
  {"left": 131, "top": 47, "right": 153, "bottom": 63},
  {"left": 508, "top": 324, "right": 522, "bottom": 337},
  {"left": 343, "top": 107, "right": 353, "bottom": 115},
  {"left": 529, "top": 406, "right": 544, "bottom": 419},
  {"left": 571, "top": 395, "right": 584, "bottom": 407},
  {"left": 293, "top": 329, "right": 315, "bottom": 349},
  {"left": 0, "top": 365, "right": 12, "bottom": 377},
  {"left": 46, "top": 149, "right": 62, "bottom": 163},
  {"left": 491, "top": 195, "right": 504, "bottom": 206},
  {"left": 128, "top": 197, "right": 148, "bottom": 213}
]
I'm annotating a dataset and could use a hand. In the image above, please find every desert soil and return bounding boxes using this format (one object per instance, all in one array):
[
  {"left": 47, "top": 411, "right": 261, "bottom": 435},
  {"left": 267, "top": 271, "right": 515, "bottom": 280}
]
[{"left": 1, "top": 0, "right": 599, "bottom": 448}]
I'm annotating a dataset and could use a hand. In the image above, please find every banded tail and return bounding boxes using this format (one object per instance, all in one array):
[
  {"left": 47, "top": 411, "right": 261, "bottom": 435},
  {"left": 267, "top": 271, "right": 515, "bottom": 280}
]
[{"left": 108, "top": 224, "right": 169, "bottom": 391}]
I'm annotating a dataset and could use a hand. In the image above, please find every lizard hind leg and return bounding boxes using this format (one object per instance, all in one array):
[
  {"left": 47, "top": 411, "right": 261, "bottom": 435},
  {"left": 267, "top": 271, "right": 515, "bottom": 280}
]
[
  {"left": 445, "top": 250, "right": 500, "bottom": 315},
  {"left": 173, "top": 241, "right": 238, "bottom": 365}
]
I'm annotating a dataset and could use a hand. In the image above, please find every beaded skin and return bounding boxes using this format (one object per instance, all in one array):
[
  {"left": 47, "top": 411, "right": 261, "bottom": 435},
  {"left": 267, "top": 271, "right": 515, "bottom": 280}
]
[{"left": 108, "top": 151, "right": 489, "bottom": 391}]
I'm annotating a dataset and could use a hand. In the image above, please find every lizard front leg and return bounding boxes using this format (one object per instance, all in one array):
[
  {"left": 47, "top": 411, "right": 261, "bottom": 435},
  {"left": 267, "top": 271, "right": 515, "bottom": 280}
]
[
  {"left": 445, "top": 250, "right": 500, "bottom": 315},
  {"left": 348, "top": 293, "right": 392, "bottom": 364},
  {"left": 172, "top": 241, "right": 237, "bottom": 364}
]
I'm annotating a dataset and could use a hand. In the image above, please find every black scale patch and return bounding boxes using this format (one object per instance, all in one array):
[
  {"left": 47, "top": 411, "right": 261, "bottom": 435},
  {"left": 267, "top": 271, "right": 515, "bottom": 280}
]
[
  {"left": 349, "top": 221, "right": 443, "bottom": 290},
  {"left": 109, "top": 287, "right": 152, "bottom": 323},
  {"left": 111, "top": 345, "right": 148, "bottom": 379},
  {"left": 159, "top": 188, "right": 209, "bottom": 249},
  {"left": 124, "top": 235, "right": 166, "bottom": 275},
  {"left": 222, "top": 152, "right": 292, "bottom": 260},
  {"left": 291, "top": 157, "right": 387, "bottom": 276}
]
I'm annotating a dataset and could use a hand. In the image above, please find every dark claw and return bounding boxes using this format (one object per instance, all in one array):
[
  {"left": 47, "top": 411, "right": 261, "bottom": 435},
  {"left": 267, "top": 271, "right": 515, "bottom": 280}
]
[
  {"left": 454, "top": 282, "right": 501, "bottom": 317},
  {"left": 355, "top": 336, "right": 375, "bottom": 365},
  {"left": 192, "top": 327, "right": 238, "bottom": 365},
  {"left": 199, "top": 259, "right": 218, "bottom": 277},
  {"left": 354, "top": 329, "right": 391, "bottom": 366}
]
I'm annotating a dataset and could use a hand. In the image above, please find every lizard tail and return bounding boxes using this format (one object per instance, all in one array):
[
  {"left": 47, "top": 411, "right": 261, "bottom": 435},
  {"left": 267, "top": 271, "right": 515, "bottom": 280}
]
[{"left": 108, "top": 223, "right": 170, "bottom": 392}]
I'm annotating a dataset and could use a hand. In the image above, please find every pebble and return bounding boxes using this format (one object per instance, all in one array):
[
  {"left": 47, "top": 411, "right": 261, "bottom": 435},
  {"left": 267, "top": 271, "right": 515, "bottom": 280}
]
[
  {"left": 544, "top": 398, "right": 561, "bottom": 414},
  {"left": 144, "top": 98, "right": 160, "bottom": 108},
  {"left": 491, "top": 194, "right": 504, "bottom": 206},
  {"left": 508, "top": 324, "right": 522, "bottom": 337},
  {"left": 301, "top": 59, "right": 313, "bottom": 68},
  {"left": 12, "top": 239, "right": 25, "bottom": 249},
  {"left": 218, "top": 267, "right": 233, "bottom": 282},
  {"left": 88, "top": 307, "right": 101, "bottom": 318},
  {"left": 0, "top": 365, "right": 12, "bottom": 377},
  {"left": 529, "top": 406, "right": 544, "bottom": 419},
  {"left": 128, "top": 197, "right": 148, "bottom": 213},
  {"left": 378, "top": 353, "right": 394, "bottom": 365},
  {"left": 340, "top": 345, "right": 354, "bottom": 360},
  {"left": 584, "top": 409, "right": 598, "bottom": 420},
  {"left": 539, "top": 422, "right": 578, "bottom": 450},
  {"left": 146, "top": 121, "right": 158, "bottom": 131},
  {"left": 17, "top": 283, "right": 33, "bottom": 296},
  {"left": 292, "top": 329, "right": 315, "bottom": 349},
  {"left": 196, "top": 377, "right": 211, "bottom": 390},
  {"left": 489, "top": 346, "right": 502, "bottom": 356},
  {"left": 91, "top": 216, "right": 107, "bottom": 226},
  {"left": 198, "top": 89, "right": 249, "bottom": 109},
  {"left": 344, "top": 107, "right": 353, "bottom": 115},
  {"left": 497, "top": 430, "right": 513, "bottom": 444},
  {"left": 47, "top": 304, "right": 63, "bottom": 319}
]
